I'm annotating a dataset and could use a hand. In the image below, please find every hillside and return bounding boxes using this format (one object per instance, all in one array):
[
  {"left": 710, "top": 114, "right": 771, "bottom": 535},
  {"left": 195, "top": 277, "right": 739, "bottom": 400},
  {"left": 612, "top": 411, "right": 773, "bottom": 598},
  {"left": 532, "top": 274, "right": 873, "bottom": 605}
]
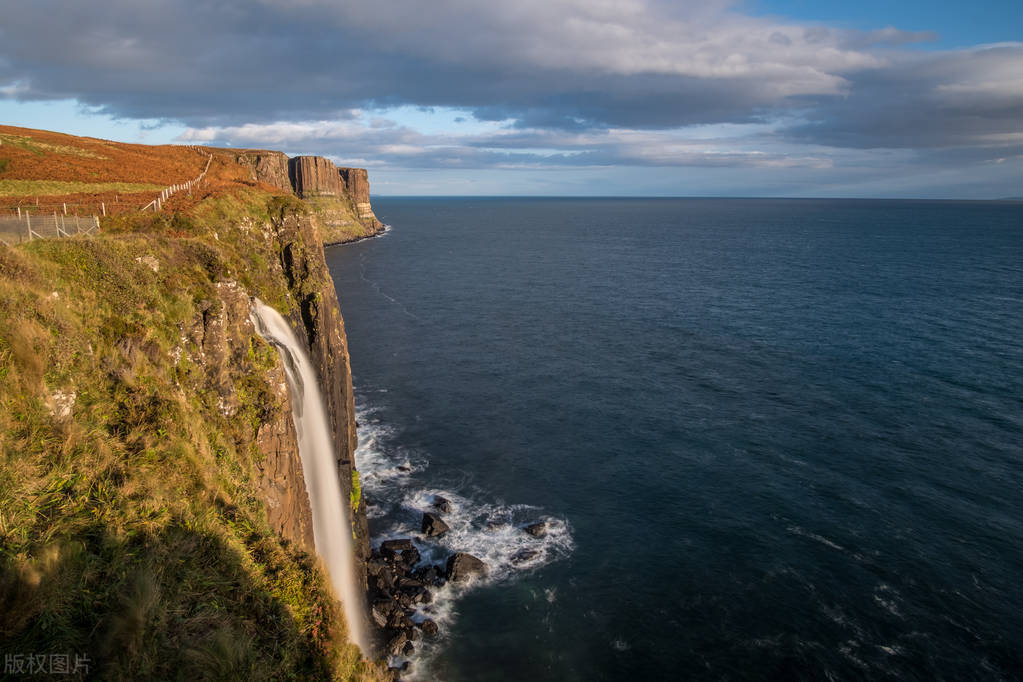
[{"left": 0, "top": 127, "right": 386, "bottom": 680}]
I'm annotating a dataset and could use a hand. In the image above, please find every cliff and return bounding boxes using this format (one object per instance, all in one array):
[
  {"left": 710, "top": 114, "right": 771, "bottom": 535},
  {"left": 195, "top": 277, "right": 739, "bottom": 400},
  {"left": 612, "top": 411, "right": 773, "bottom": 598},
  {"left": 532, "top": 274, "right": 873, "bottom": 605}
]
[
  {"left": 0, "top": 127, "right": 386, "bottom": 680},
  {"left": 235, "top": 152, "right": 382, "bottom": 244}
]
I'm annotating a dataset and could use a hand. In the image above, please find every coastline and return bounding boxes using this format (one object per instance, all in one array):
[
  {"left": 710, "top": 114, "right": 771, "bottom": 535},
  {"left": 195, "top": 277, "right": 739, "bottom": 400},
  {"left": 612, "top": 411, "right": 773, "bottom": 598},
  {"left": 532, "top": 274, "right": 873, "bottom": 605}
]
[{"left": 0, "top": 126, "right": 389, "bottom": 679}]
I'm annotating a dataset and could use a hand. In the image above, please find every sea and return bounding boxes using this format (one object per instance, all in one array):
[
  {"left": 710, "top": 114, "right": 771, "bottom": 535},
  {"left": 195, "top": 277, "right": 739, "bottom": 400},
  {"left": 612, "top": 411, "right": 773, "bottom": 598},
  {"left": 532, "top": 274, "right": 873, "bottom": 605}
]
[{"left": 324, "top": 198, "right": 1023, "bottom": 681}]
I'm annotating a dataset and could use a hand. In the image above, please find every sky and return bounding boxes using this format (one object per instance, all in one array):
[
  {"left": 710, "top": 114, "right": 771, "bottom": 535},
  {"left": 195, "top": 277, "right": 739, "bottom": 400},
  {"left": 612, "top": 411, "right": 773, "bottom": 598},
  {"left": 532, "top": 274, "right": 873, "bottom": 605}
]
[{"left": 0, "top": 0, "right": 1021, "bottom": 197}]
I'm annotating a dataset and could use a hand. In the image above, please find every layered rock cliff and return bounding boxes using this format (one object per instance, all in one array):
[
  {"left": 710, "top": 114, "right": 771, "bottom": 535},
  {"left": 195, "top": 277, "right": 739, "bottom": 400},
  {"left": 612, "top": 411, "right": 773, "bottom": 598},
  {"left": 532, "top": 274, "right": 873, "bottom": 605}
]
[{"left": 236, "top": 151, "right": 382, "bottom": 243}]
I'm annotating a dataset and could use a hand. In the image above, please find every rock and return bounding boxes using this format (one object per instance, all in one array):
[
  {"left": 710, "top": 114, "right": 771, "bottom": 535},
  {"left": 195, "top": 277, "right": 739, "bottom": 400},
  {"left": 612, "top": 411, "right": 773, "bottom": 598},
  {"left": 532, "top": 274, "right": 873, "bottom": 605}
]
[
  {"left": 402, "top": 641, "right": 415, "bottom": 656},
  {"left": 433, "top": 495, "right": 452, "bottom": 514},
  {"left": 485, "top": 521, "right": 504, "bottom": 531},
  {"left": 421, "top": 512, "right": 450, "bottom": 537},
  {"left": 397, "top": 576, "right": 425, "bottom": 590},
  {"left": 387, "top": 661, "right": 410, "bottom": 680},
  {"left": 381, "top": 539, "right": 420, "bottom": 566},
  {"left": 397, "top": 465, "right": 411, "bottom": 473},
  {"left": 380, "top": 539, "right": 414, "bottom": 554},
  {"left": 524, "top": 521, "right": 547, "bottom": 538},
  {"left": 421, "top": 619, "right": 439, "bottom": 637},
  {"left": 338, "top": 167, "right": 382, "bottom": 227},
  {"left": 368, "top": 564, "right": 396, "bottom": 594},
  {"left": 445, "top": 552, "right": 487, "bottom": 582},
  {"left": 511, "top": 548, "right": 541, "bottom": 565},
  {"left": 413, "top": 564, "right": 441, "bottom": 584},
  {"left": 371, "top": 600, "right": 395, "bottom": 628},
  {"left": 385, "top": 631, "right": 408, "bottom": 657},
  {"left": 289, "top": 156, "right": 344, "bottom": 198},
  {"left": 405, "top": 626, "right": 421, "bottom": 642}
]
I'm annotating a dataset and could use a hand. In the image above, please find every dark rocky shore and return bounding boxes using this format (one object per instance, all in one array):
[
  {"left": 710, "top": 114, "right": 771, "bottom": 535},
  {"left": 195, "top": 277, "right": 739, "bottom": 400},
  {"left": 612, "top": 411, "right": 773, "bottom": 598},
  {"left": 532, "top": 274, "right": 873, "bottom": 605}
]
[{"left": 367, "top": 498, "right": 550, "bottom": 678}]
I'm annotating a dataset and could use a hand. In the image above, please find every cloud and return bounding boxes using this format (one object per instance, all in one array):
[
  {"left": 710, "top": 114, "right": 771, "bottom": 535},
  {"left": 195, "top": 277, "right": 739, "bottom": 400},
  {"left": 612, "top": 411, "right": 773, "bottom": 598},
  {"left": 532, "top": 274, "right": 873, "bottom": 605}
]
[
  {"left": 178, "top": 113, "right": 835, "bottom": 171},
  {"left": 0, "top": 0, "right": 1021, "bottom": 189},
  {"left": 0, "top": 0, "right": 916, "bottom": 129},
  {"left": 784, "top": 43, "right": 1023, "bottom": 155}
]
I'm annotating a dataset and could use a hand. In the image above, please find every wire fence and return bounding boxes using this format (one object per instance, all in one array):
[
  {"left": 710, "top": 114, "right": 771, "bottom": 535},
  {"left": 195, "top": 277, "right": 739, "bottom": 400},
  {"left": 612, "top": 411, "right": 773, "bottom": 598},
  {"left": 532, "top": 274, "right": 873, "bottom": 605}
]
[
  {"left": 0, "top": 199, "right": 143, "bottom": 217},
  {"left": 142, "top": 153, "right": 213, "bottom": 212},
  {"left": 0, "top": 213, "right": 99, "bottom": 247},
  {"left": 0, "top": 149, "right": 215, "bottom": 246}
]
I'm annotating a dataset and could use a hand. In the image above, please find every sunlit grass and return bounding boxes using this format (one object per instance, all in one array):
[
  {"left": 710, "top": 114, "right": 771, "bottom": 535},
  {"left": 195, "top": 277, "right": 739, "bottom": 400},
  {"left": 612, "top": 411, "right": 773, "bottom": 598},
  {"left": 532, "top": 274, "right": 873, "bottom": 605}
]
[
  {"left": 0, "top": 180, "right": 162, "bottom": 197},
  {"left": 0, "top": 190, "right": 387, "bottom": 680}
]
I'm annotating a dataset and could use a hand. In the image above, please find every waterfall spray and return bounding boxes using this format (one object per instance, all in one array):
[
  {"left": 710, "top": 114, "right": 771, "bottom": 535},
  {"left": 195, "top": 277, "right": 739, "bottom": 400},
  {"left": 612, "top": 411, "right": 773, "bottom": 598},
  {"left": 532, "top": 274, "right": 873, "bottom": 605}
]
[{"left": 249, "top": 298, "right": 371, "bottom": 654}]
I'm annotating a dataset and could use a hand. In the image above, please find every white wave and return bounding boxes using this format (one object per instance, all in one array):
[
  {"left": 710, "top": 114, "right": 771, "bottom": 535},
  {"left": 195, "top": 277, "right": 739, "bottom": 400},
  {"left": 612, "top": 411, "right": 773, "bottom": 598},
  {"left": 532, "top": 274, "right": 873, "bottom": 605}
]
[{"left": 354, "top": 404, "right": 574, "bottom": 678}]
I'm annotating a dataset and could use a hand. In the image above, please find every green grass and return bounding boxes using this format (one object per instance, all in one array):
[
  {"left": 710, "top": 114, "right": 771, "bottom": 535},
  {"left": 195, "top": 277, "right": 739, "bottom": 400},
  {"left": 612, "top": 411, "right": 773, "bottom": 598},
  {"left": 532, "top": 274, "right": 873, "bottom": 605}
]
[
  {"left": 0, "top": 133, "right": 107, "bottom": 159},
  {"left": 0, "top": 180, "right": 162, "bottom": 197},
  {"left": 0, "top": 159, "right": 9, "bottom": 175},
  {"left": 0, "top": 190, "right": 385, "bottom": 680}
]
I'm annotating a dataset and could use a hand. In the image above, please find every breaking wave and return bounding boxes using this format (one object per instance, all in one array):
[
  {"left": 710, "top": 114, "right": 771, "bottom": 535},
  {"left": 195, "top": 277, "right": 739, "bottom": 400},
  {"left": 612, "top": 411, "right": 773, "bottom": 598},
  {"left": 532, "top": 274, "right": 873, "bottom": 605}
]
[{"left": 354, "top": 402, "right": 574, "bottom": 676}]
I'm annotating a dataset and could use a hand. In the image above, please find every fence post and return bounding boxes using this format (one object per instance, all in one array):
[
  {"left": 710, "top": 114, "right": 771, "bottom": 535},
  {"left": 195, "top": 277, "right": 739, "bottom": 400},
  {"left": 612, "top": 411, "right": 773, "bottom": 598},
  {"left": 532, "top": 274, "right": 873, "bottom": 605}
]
[
  {"left": 26, "top": 214, "right": 31, "bottom": 242},
  {"left": 101, "top": 202, "right": 106, "bottom": 216},
  {"left": 63, "top": 202, "right": 67, "bottom": 215},
  {"left": 16, "top": 207, "right": 20, "bottom": 218}
]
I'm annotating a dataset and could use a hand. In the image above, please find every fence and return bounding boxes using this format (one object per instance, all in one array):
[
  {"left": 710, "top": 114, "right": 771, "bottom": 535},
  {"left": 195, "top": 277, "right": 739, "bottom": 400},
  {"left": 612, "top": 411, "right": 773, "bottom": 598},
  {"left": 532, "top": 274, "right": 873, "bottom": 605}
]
[
  {"left": 0, "top": 213, "right": 99, "bottom": 247},
  {"left": 142, "top": 153, "right": 213, "bottom": 212}
]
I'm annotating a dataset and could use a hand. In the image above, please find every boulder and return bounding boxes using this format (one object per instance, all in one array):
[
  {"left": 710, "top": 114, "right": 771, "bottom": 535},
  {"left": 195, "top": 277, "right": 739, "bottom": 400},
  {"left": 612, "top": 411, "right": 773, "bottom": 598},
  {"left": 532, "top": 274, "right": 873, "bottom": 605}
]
[
  {"left": 445, "top": 552, "right": 488, "bottom": 582},
  {"left": 371, "top": 599, "right": 396, "bottom": 628},
  {"left": 413, "top": 564, "right": 442, "bottom": 585},
  {"left": 422, "top": 512, "right": 450, "bottom": 537},
  {"left": 380, "top": 539, "right": 419, "bottom": 566},
  {"left": 524, "top": 522, "right": 547, "bottom": 538},
  {"left": 397, "top": 577, "right": 425, "bottom": 591},
  {"left": 511, "top": 548, "right": 541, "bottom": 565},
  {"left": 387, "top": 661, "right": 410, "bottom": 680},
  {"left": 385, "top": 631, "right": 408, "bottom": 656},
  {"left": 433, "top": 495, "right": 452, "bottom": 514},
  {"left": 421, "top": 619, "right": 439, "bottom": 637}
]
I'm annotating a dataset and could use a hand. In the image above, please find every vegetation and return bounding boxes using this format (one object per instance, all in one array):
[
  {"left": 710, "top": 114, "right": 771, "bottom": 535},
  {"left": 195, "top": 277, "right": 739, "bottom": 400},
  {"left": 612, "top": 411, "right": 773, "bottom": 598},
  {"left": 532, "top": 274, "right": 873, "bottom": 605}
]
[
  {"left": 0, "top": 187, "right": 385, "bottom": 680},
  {"left": 0, "top": 133, "right": 108, "bottom": 159},
  {"left": 0, "top": 180, "right": 163, "bottom": 197},
  {"left": 350, "top": 472, "right": 361, "bottom": 515}
]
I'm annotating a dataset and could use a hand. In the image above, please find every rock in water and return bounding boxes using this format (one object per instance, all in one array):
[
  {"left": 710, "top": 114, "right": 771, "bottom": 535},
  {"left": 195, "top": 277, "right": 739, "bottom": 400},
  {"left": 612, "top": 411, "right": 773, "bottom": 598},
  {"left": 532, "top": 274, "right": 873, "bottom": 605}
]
[
  {"left": 445, "top": 552, "right": 487, "bottom": 582},
  {"left": 381, "top": 538, "right": 420, "bottom": 566},
  {"left": 433, "top": 495, "right": 452, "bottom": 513},
  {"left": 511, "top": 548, "right": 540, "bottom": 565},
  {"left": 422, "top": 512, "right": 451, "bottom": 537},
  {"left": 421, "top": 619, "right": 439, "bottom": 637},
  {"left": 386, "top": 630, "right": 408, "bottom": 656},
  {"left": 524, "top": 521, "right": 547, "bottom": 538}
]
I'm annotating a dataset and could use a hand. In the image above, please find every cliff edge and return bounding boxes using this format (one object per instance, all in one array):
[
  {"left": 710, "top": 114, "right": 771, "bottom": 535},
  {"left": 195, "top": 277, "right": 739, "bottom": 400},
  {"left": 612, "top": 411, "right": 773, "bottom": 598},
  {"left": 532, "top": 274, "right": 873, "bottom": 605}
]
[
  {"left": 0, "top": 126, "right": 384, "bottom": 679},
  {"left": 234, "top": 151, "right": 383, "bottom": 244}
]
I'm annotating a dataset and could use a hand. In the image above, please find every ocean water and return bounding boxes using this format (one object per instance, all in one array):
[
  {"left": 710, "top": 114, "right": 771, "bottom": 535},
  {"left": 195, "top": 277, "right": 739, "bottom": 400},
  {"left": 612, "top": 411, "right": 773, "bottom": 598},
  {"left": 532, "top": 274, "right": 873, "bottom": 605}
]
[{"left": 325, "top": 198, "right": 1023, "bottom": 681}]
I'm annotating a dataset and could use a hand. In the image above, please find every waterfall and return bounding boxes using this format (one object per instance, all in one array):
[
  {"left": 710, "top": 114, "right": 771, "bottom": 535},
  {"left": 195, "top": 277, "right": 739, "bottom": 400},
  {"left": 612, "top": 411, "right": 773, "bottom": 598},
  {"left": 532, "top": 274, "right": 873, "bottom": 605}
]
[{"left": 249, "top": 298, "right": 371, "bottom": 654}]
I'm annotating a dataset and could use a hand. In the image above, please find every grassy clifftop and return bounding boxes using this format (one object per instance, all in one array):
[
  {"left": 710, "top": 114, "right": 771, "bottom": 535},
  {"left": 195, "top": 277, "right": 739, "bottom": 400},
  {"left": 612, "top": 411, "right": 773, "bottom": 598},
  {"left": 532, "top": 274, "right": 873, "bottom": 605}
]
[{"left": 0, "top": 130, "right": 385, "bottom": 680}]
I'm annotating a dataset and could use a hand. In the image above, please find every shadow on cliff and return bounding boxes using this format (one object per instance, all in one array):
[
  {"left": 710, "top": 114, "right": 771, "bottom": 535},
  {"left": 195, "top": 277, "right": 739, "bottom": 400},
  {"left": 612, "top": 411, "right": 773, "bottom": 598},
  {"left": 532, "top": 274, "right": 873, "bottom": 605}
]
[{"left": 0, "top": 512, "right": 348, "bottom": 681}]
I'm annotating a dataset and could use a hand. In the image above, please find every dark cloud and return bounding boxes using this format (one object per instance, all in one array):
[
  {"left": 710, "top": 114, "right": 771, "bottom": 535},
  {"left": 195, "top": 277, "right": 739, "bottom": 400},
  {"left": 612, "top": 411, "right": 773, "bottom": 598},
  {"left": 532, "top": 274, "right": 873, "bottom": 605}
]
[
  {"left": 0, "top": 0, "right": 1020, "bottom": 173},
  {"left": 785, "top": 44, "right": 1023, "bottom": 157}
]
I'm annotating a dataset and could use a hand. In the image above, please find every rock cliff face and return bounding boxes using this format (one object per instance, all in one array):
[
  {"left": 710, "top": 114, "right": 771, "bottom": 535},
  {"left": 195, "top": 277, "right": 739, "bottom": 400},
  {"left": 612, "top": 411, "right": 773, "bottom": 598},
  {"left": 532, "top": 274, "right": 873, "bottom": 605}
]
[
  {"left": 289, "top": 156, "right": 345, "bottom": 198},
  {"left": 236, "top": 152, "right": 383, "bottom": 243},
  {"left": 275, "top": 210, "right": 372, "bottom": 573},
  {"left": 234, "top": 151, "right": 292, "bottom": 194},
  {"left": 179, "top": 276, "right": 317, "bottom": 554},
  {"left": 339, "top": 167, "right": 382, "bottom": 228}
]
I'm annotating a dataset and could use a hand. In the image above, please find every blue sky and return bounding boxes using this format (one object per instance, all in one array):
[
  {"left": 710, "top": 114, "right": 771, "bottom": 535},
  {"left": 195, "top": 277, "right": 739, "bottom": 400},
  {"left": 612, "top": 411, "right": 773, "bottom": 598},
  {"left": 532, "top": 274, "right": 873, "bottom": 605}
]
[{"left": 1, "top": 0, "right": 1021, "bottom": 197}]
